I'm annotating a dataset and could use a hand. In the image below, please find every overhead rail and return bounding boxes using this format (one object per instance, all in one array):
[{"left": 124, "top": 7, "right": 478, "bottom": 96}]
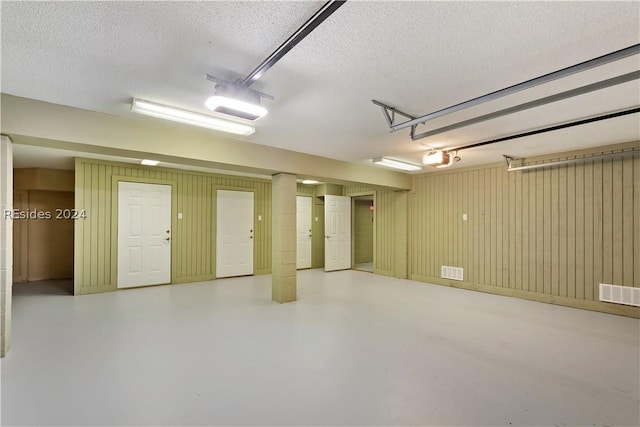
[
  {"left": 446, "top": 106, "right": 640, "bottom": 154},
  {"left": 504, "top": 147, "right": 640, "bottom": 172},
  {"left": 410, "top": 71, "right": 640, "bottom": 140},
  {"left": 240, "top": 1, "right": 346, "bottom": 88},
  {"left": 373, "top": 43, "right": 640, "bottom": 136}
]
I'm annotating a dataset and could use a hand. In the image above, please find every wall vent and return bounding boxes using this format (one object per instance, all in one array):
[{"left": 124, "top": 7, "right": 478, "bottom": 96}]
[
  {"left": 599, "top": 283, "right": 640, "bottom": 307},
  {"left": 441, "top": 265, "right": 464, "bottom": 281}
]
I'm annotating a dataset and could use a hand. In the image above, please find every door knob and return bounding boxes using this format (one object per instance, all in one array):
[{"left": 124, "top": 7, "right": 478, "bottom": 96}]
[
  {"left": 308, "top": 234, "right": 312, "bottom": 238},
  {"left": 249, "top": 236, "right": 253, "bottom": 239},
  {"left": 165, "top": 237, "right": 171, "bottom": 241},
  {"left": 326, "top": 235, "right": 330, "bottom": 239}
]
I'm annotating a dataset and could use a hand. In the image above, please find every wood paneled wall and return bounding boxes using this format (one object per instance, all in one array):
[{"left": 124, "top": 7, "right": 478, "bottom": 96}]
[
  {"left": 75, "top": 159, "right": 272, "bottom": 295},
  {"left": 344, "top": 186, "right": 402, "bottom": 277},
  {"left": 353, "top": 200, "right": 373, "bottom": 264},
  {"left": 410, "top": 148, "right": 639, "bottom": 317}
]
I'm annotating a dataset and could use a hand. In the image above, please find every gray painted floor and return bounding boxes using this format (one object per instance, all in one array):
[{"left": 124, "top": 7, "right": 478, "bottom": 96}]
[
  {"left": 2, "top": 270, "right": 638, "bottom": 426},
  {"left": 353, "top": 262, "right": 373, "bottom": 272}
]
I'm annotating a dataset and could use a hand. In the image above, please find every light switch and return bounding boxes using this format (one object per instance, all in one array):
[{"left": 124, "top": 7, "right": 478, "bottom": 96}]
[
  {"left": 462, "top": 213, "right": 468, "bottom": 221},
  {"left": 178, "top": 212, "right": 183, "bottom": 220},
  {"left": 315, "top": 217, "right": 318, "bottom": 222},
  {"left": 258, "top": 214, "right": 262, "bottom": 221}
]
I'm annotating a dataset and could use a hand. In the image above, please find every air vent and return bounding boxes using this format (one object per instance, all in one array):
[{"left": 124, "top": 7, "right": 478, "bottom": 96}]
[
  {"left": 441, "top": 265, "right": 464, "bottom": 281},
  {"left": 599, "top": 283, "right": 640, "bottom": 307}
]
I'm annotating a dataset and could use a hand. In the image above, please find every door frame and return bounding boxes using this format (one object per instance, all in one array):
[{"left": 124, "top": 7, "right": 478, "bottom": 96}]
[
  {"left": 350, "top": 192, "right": 376, "bottom": 272},
  {"left": 212, "top": 186, "right": 257, "bottom": 278},
  {"left": 111, "top": 176, "right": 177, "bottom": 286}
]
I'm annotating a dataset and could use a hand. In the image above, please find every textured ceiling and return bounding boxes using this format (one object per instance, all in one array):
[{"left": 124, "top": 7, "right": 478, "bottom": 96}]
[{"left": 2, "top": 1, "right": 639, "bottom": 172}]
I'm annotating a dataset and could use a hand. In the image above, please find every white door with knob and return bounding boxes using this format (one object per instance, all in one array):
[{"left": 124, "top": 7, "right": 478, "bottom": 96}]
[
  {"left": 118, "top": 182, "right": 172, "bottom": 288},
  {"left": 296, "top": 196, "right": 312, "bottom": 269},
  {"left": 324, "top": 195, "right": 351, "bottom": 271},
  {"left": 216, "top": 190, "right": 254, "bottom": 278}
]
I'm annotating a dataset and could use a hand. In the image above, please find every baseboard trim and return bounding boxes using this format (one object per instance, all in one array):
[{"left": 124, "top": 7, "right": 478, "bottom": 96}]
[{"left": 411, "top": 274, "right": 640, "bottom": 318}]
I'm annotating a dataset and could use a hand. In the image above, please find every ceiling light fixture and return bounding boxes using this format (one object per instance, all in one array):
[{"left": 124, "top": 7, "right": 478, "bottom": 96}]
[
  {"left": 131, "top": 98, "right": 255, "bottom": 136},
  {"left": 205, "top": 83, "right": 268, "bottom": 121},
  {"left": 423, "top": 151, "right": 450, "bottom": 167},
  {"left": 372, "top": 157, "right": 422, "bottom": 172},
  {"left": 302, "top": 179, "right": 320, "bottom": 185},
  {"left": 140, "top": 159, "right": 160, "bottom": 166}
]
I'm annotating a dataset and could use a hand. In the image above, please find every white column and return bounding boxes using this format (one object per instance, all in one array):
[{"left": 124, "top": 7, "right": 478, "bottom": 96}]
[{"left": 0, "top": 135, "right": 13, "bottom": 357}]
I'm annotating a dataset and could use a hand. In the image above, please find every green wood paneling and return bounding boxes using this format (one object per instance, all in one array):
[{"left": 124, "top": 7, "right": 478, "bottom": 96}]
[
  {"left": 410, "top": 150, "right": 640, "bottom": 316},
  {"left": 74, "top": 159, "right": 272, "bottom": 294},
  {"left": 353, "top": 200, "right": 373, "bottom": 263},
  {"left": 344, "top": 186, "right": 399, "bottom": 276}
]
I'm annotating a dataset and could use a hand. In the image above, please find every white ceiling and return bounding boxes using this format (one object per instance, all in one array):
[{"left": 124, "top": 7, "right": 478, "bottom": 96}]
[{"left": 2, "top": 1, "right": 639, "bottom": 173}]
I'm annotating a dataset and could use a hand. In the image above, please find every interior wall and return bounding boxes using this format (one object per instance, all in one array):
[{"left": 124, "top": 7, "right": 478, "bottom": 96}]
[
  {"left": 12, "top": 168, "right": 76, "bottom": 283},
  {"left": 410, "top": 143, "right": 640, "bottom": 317},
  {"left": 353, "top": 200, "right": 373, "bottom": 264},
  {"left": 14, "top": 168, "right": 74, "bottom": 192},
  {"left": 12, "top": 191, "right": 27, "bottom": 282},
  {"left": 75, "top": 158, "right": 272, "bottom": 295},
  {"left": 344, "top": 185, "right": 406, "bottom": 278},
  {"left": 26, "top": 190, "right": 74, "bottom": 281}
]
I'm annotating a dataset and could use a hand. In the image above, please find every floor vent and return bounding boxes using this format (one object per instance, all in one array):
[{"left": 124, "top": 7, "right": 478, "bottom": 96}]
[
  {"left": 441, "top": 266, "right": 464, "bottom": 281},
  {"left": 599, "top": 283, "right": 640, "bottom": 307}
]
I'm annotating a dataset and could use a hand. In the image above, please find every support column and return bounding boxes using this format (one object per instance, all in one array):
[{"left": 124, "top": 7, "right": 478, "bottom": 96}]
[
  {"left": 271, "top": 173, "right": 297, "bottom": 303},
  {"left": 1, "top": 135, "right": 13, "bottom": 357}
]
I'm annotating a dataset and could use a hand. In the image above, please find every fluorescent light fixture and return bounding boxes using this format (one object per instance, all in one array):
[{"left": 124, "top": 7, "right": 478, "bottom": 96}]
[
  {"left": 423, "top": 151, "right": 450, "bottom": 166},
  {"left": 131, "top": 98, "right": 255, "bottom": 136},
  {"left": 205, "top": 95, "right": 267, "bottom": 121},
  {"left": 301, "top": 179, "right": 320, "bottom": 184},
  {"left": 372, "top": 157, "right": 422, "bottom": 172},
  {"left": 140, "top": 159, "right": 160, "bottom": 166}
]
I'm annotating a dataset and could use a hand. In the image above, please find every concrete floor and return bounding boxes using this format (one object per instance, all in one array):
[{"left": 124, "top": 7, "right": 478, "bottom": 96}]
[
  {"left": 2, "top": 270, "right": 638, "bottom": 426},
  {"left": 353, "top": 262, "right": 373, "bottom": 272}
]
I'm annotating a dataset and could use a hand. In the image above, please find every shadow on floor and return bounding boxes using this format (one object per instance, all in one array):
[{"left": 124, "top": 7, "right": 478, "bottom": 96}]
[
  {"left": 12, "top": 279, "right": 73, "bottom": 296},
  {"left": 353, "top": 262, "right": 373, "bottom": 272}
]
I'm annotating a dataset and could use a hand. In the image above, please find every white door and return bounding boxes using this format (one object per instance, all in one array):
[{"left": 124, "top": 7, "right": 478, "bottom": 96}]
[
  {"left": 296, "top": 196, "right": 312, "bottom": 269},
  {"left": 216, "top": 190, "right": 254, "bottom": 278},
  {"left": 118, "top": 182, "right": 172, "bottom": 288},
  {"left": 324, "top": 195, "right": 351, "bottom": 271}
]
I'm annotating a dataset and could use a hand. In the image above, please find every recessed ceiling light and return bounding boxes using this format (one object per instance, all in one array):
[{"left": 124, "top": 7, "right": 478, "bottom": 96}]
[
  {"left": 302, "top": 179, "right": 320, "bottom": 184},
  {"left": 140, "top": 159, "right": 160, "bottom": 166},
  {"left": 131, "top": 98, "right": 255, "bottom": 136},
  {"left": 372, "top": 157, "right": 422, "bottom": 172}
]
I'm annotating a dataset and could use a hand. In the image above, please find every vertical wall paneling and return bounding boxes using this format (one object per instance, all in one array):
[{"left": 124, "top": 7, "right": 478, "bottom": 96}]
[
  {"left": 410, "top": 146, "right": 639, "bottom": 317},
  {"left": 75, "top": 159, "right": 272, "bottom": 294},
  {"left": 566, "top": 164, "right": 576, "bottom": 299},
  {"left": 575, "top": 162, "right": 585, "bottom": 300},
  {"left": 513, "top": 166, "right": 522, "bottom": 291},
  {"left": 592, "top": 160, "right": 603, "bottom": 301},
  {"left": 621, "top": 157, "right": 633, "bottom": 287},
  {"left": 634, "top": 155, "right": 640, "bottom": 288},
  {"left": 344, "top": 186, "right": 400, "bottom": 277}
]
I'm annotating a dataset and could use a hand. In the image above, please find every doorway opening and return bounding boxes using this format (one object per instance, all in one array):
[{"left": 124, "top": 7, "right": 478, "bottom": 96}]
[
  {"left": 12, "top": 168, "right": 75, "bottom": 295},
  {"left": 352, "top": 195, "right": 374, "bottom": 272}
]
